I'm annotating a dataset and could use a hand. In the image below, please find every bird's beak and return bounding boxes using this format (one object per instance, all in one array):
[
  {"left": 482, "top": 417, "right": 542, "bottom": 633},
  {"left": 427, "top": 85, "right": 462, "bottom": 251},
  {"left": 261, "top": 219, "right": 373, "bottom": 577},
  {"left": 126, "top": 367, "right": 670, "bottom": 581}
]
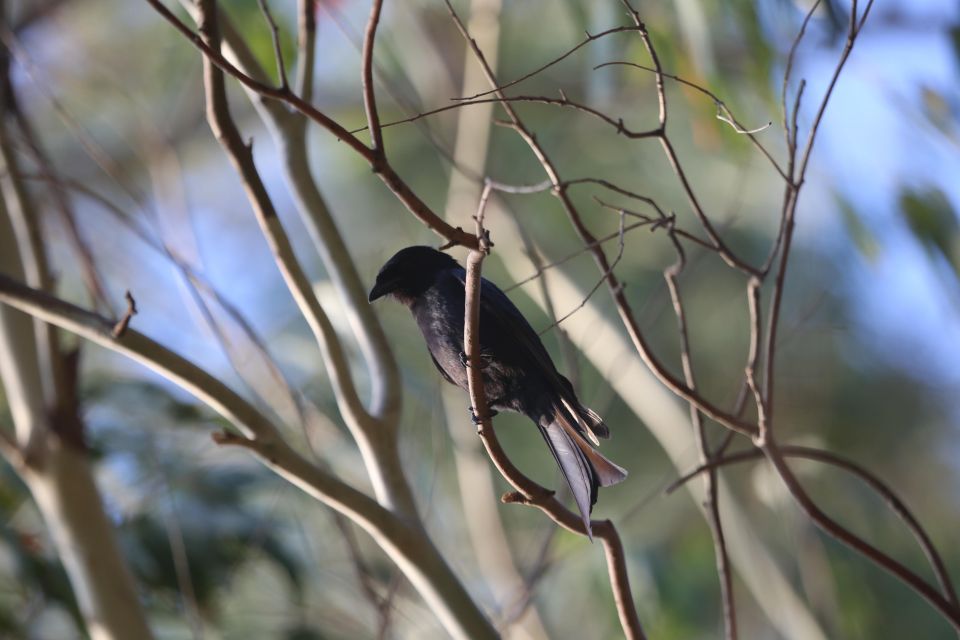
[{"left": 368, "top": 278, "right": 393, "bottom": 302}]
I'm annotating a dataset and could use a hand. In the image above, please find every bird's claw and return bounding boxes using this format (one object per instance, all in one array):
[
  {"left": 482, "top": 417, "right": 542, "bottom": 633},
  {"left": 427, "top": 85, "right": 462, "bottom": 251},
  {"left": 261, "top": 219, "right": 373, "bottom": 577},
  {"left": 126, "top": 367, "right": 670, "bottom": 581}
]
[
  {"left": 459, "top": 351, "right": 490, "bottom": 369},
  {"left": 468, "top": 405, "right": 498, "bottom": 425}
]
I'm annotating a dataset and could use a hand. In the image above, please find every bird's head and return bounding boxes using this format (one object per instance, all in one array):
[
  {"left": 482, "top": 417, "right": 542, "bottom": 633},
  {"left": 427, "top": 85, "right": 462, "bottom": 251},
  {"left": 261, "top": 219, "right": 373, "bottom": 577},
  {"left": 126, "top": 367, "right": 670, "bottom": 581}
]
[{"left": 368, "top": 246, "right": 460, "bottom": 305}]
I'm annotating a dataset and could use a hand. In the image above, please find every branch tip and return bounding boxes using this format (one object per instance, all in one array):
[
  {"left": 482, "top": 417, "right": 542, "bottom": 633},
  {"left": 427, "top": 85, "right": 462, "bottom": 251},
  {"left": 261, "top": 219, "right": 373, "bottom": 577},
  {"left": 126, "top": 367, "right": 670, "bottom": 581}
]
[{"left": 111, "top": 290, "right": 137, "bottom": 338}]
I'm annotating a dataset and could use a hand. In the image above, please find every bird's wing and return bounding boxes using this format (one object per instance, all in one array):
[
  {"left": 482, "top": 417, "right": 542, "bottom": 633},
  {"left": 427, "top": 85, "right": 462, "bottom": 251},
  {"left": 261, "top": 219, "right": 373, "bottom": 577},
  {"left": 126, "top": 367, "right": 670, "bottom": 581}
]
[
  {"left": 452, "top": 268, "right": 556, "bottom": 372},
  {"left": 454, "top": 270, "right": 609, "bottom": 440},
  {"left": 429, "top": 352, "right": 457, "bottom": 386}
]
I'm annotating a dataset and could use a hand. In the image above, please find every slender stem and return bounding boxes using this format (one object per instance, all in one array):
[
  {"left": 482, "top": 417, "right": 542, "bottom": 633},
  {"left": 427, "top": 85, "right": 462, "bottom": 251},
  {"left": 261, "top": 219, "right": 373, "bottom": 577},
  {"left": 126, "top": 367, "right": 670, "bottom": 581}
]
[
  {"left": 144, "top": 0, "right": 478, "bottom": 250},
  {"left": 0, "top": 274, "right": 499, "bottom": 640},
  {"left": 361, "top": 0, "right": 385, "bottom": 153},
  {"left": 444, "top": 0, "right": 758, "bottom": 438},
  {"left": 295, "top": 0, "right": 316, "bottom": 100},
  {"left": 255, "top": 0, "right": 288, "bottom": 89},
  {"left": 664, "top": 229, "right": 737, "bottom": 639},
  {"left": 668, "top": 444, "right": 957, "bottom": 611},
  {"left": 461, "top": 207, "right": 646, "bottom": 640}
]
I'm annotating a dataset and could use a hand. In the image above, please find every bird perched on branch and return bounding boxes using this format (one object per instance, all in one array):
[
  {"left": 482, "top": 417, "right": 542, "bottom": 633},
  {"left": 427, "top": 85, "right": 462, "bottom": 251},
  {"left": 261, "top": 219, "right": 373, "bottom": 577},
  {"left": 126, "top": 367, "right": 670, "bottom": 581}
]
[{"left": 369, "top": 246, "right": 627, "bottom": 536}]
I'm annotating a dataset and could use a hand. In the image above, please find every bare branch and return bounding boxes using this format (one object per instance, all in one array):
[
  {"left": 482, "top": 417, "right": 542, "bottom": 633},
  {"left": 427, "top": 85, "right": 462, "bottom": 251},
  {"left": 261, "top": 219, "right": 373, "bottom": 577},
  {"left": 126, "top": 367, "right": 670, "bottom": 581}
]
[
  {"left": 781, "top": 0, "right": 822, "bottom": 151},
  {"left": 256, "top": 0, "right": 289, "bottom": 89},
  {"left": 539, "top": 208, "right": 627, "bottom": 335},
  {"left": 295, "top": 0, "right": 316, "bottom": 100},
  {"left": 144, "top": 0, "right": 478, "bottom": 250},
  {"left": 111, "top": 291, "right": 137, "bottom": 338},
  {"left": 361, "top": 0, "right": 385, "bottom": 153},
  {"left": 763, "top": 0, "right": 876, "bottom": 438},
  {"left": 663, "top": 222, "right": 737, "bottom": 639},
  {"left": 0, "top": 273, "right": 499, "bottom": 640},
  {"left": 355, "top": 93, "right": 660, "bottom": 140},
  {"left": 595, "top": 61, "right": 786, "bottom": 181},
  {"left": 461, "top": 200, "right": 647, "bottom": 640},
  {"left": 504, "top": 217, "right": 662, "bottom": 293},
  {"left": 195, "top": 0, "right": 419, "bottom": 515},
  {"left": 455, "top": 25, "right": 643, "bottom": 101},
  {"left": 445, "top": 0, "right": 758, "bottom": 438},
  {"left": 669, "top": 443, "right": 960, "bottom": 628},
  {"left": 4, "top": 78, "right": 113, "bottom": 313}
]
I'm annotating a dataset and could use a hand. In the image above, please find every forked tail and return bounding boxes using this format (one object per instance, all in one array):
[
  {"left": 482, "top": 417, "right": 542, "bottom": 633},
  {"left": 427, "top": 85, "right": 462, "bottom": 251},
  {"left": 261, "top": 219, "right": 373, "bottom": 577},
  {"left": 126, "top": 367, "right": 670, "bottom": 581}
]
[{"left": 538, "top": 403, "right": 627, "bottom": 538}]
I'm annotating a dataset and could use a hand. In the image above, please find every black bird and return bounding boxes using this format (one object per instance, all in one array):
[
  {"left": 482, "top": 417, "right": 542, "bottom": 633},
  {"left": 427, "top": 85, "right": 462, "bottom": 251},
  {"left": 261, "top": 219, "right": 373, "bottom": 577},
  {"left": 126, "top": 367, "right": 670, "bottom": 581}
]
[{"left": 369, "top": 246, "right": 627, "bottom": 536}]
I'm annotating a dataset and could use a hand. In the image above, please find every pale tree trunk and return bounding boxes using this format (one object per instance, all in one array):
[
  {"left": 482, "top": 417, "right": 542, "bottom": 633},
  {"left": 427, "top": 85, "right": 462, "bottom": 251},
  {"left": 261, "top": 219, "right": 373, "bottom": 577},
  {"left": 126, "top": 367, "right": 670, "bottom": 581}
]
[{"left": 0, "top": 112, "right": 154, "bottom": 639}]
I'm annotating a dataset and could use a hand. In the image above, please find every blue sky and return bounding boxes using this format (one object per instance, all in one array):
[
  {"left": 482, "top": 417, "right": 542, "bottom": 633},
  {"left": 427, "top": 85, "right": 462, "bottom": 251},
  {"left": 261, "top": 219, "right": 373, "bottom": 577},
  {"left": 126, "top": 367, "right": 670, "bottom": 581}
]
[{"left": 791, "top": 0, "right": 960, "bottom": 393}]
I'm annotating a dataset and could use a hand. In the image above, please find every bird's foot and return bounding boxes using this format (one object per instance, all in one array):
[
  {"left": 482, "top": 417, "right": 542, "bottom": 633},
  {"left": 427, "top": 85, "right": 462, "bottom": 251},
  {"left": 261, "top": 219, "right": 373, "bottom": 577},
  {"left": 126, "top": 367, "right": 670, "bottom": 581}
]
[
  {"left": 458, "top": 351, "right": 491, "bottom": 369},
  {"left": 468, "top": 405, "right": 498, "bottom": 426}
]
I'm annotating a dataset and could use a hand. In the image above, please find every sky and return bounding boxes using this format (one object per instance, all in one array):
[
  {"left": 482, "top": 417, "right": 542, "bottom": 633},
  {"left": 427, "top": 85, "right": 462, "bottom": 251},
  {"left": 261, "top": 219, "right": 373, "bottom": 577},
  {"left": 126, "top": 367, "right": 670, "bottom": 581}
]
[{"left": 789, "top": 0, "right": 960, "bottom": 397}]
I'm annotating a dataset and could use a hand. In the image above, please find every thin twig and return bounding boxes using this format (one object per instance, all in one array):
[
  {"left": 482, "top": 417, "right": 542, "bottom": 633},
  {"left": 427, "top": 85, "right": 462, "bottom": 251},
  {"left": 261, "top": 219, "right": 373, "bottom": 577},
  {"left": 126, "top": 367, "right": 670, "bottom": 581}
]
[
  {"left": 597, "top": 61, "right": 786, "bottom": 181},
  {"left": 331, "top": 513, "right": 392, "bottom": 635},
  {"left": 594, "top": 197, "right": 712, "bottom": 250},
  {"left": 256, "top": 0, "right": 289, "bottom": 89},
  {"left": 445, "top": 0, "right": 758, "bottom": 438},
  {"left": 111, "top": 291, "right": 137, "bottom": 338},
  {"left": 668, "top": 442, "right": 959, "bottom": 613},
  {"left": 663, "top": 224, "right": 737, "bottom": 639},
  {"left": 615, "top": 4, "right": 761, "bottom": 277},
  {"left": 353, "top": 93, "right": 660, "bottom": 139},
  {"left": 758, "top": 445, "right": 960, "bottom": 628},
  {"left": 504, "top": 218, "right": 660, "bottom": 293},
  {"left": 539, "top": 209, "right": 626, "bottom": 334},
  {"left": 17, "top": 171, "right": 311, "bottom": 434},
  {"left": 460, "top": 196, "right": 647, "bottom": 640},
  {"left": 144, "top": 0, "right": 478, "bottom": 249},
  {"left": 455, "top": 25, "right": 643, "bottom": 101},
  {"left": 781, "top": 0, "right": 822, "bottom": 151},
  {"left": 361, "top": 0, "right": 385, "bottom": 154},
  {"left": 6, "top": 89, "right": 113, "bottom": 314},
  {"left": 763, "top": 0, "right": 875, "bottom": 437}
]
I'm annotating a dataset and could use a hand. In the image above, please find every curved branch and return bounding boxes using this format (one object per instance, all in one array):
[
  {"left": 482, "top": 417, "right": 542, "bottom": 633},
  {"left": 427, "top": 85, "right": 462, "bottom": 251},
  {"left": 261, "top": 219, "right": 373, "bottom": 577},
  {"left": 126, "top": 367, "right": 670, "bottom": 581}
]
[
  {"left": 444, "top": 0, "right": 758, "bottom": 439},
  {"left": 596, "top": 61, "right": 786, "bottom": 181},
  {"left": 462, "top": 199, "right": 647, "bottom": 640},
  {"left": 668, "top": 444, "right": 958, "bottom": 610},
  {"left": 356, "top": 93, "right": 660, "bottom": 139},
  {"left": 194, "top": 0, "right": 419, "bottom": 515},
  {"left": 455, "top": 25, "right": 642, "bottom": 101},
  {"left": 663, "top": 226, "right": 737, "bottom": 639},
  {"left": 361, "top": 0, "right": 385, "bottom": 153},
  {"left": 0, "top": 274, "right": 498, "bottom": 640},
  {"left": 177, "top": 0, "right": 403, "bottom": 429},
  {"left": 764, "top": 443, "right": 960, "bottom": 629},
  {"left": 144, "top": 0, "right": 477, "bottom": 250}
]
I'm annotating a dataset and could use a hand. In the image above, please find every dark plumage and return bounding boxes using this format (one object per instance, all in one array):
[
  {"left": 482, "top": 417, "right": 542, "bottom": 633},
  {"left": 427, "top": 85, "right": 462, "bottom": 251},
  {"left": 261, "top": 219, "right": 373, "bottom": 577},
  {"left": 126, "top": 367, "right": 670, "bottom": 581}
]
[{"left": 369, "top": 246, "right": 627, "bottom": 536}]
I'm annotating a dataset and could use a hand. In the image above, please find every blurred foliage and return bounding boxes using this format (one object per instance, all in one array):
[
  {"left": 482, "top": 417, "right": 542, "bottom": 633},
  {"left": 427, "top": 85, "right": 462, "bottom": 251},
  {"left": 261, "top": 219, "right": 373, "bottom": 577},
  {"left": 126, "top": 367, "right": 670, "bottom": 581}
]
[
  {"left": 0, "top": 0, "right": 958, "bottom": 638},
  {"left": 900, "top": 186, "right": 960, "bottom": 277}
]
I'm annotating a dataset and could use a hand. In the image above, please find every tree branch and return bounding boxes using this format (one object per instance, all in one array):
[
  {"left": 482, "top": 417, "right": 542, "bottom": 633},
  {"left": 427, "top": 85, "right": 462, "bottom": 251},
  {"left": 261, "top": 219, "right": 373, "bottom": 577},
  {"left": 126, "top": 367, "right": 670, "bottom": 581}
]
[
  {"left": 0, "top": 273, "right": 499, "bottom": 640},
  {"left": 361, "top": 0, "right": 385, "bottom": 154},
  {"left": 145, "top": 0, "right": 477, "bottom": 249},
  {"left": 195, "top": 0, "right": 416, "bottom": 513},
  {"left": 461, "top": 188, "right": 647, "bottom": 640},
  {"left": 444, "top": 0, "right": 758, "bottom": 439},
  {"left": 663, "top": 225, "right": 737, "bottom": 639}
]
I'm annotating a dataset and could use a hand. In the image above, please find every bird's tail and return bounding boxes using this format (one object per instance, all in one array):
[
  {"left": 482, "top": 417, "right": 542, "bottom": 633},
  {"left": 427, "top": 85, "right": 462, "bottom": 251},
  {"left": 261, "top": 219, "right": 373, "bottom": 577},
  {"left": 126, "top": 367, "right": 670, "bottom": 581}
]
[{"left": 538, "top": 404, "right": 627, "bottom": 538}]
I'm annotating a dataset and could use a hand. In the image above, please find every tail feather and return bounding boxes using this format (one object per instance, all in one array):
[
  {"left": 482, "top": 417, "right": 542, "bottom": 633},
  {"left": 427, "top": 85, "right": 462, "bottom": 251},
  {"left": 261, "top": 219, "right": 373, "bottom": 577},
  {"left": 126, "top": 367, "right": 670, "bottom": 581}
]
[
  {"left": 578, "top": 405, "right": 610, "bottom": 440},
  {"left": 558, "top": 375, "right": 610, "bottom": 441},
  {"left": 539, "top": 407, "right": 628, "bottom": 538},
  {"left": 539, "top": 421, "right": 597, "bottom": 538}
]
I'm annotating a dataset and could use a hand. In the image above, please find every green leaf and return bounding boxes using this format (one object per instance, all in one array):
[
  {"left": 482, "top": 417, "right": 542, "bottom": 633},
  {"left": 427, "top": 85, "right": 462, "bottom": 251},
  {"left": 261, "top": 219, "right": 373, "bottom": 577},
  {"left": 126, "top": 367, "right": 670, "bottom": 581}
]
[{"left": 899, "top": 186, "right": 960, "bottom": 276}]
